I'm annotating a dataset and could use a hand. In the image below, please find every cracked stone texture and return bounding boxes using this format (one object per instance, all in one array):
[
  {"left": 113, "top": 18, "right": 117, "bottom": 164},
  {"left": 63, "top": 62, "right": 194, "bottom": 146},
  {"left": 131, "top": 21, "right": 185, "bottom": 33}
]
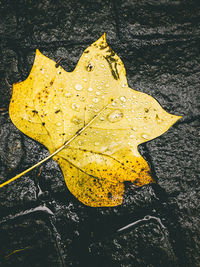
[{"left": 0, "top": 0, "right": 199, "bottom": 266}]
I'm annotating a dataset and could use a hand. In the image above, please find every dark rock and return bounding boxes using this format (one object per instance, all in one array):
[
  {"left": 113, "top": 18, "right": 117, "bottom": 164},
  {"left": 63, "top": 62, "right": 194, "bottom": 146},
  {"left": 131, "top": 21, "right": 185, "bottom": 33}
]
[
  {"left": 0, "top": 121, "right": 23, "bottom": 172},
  {"left": 0, "top": 0, "right": 117, "bottom": 50},
  {"left": 0, "top": 214, "right": 63, "bottom": 267},
  {"left": 89, "top": 219, "right": 177, "bottom": 267},
  {"left": 146, "top": 119, "right": 200, "bottom": 266},
  {"left": 115, "top": 0, "right": 200, "bottom": 44},
  {"left": 0, "top": 0, "right": 199, "bottom": 266}
]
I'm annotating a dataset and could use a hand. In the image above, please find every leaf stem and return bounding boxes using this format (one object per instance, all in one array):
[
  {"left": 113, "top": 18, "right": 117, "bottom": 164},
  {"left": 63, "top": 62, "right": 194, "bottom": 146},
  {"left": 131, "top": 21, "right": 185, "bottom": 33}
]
[{"left": 0, "top": 104, "right": 110, "bottom": 188}]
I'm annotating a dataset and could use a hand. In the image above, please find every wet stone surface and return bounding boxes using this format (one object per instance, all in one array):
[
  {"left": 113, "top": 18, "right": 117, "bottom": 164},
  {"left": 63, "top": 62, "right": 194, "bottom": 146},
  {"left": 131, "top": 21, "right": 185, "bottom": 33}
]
[
  {"left": 0, "top": 0, "right": 200, "bottom": 266},
  {"left": 89, "top": 219, "right": 177, "bottom": 267},
  {"left": 0, "top": 214, "right": 63, "bottom": 267}
]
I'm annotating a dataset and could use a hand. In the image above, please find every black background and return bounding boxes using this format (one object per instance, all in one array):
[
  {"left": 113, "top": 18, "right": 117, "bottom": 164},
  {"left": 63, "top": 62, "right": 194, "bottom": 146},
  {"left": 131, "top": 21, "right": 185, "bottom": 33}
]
[{"left": 0, "top": 1, "right": 199, "bottom": 266}]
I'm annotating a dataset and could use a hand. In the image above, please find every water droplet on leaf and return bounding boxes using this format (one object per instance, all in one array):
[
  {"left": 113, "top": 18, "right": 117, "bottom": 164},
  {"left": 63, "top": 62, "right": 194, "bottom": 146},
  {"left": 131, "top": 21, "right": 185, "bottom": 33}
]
[
  {"left": 142, "top": 134, "right": 148, "bottom": 139},
  {"left": 71, "top": 103, "right": 80, "bottom": 111},
  {"left": 93, "top": 97, "right": 99, "bottom": 103},
  {"left": 80, "top": 96, "right": 86, "bottom": 102},
  {"left": 107, "top": 110, "right": 123, "bottom": 123},
  {"left": 71, "top": 116, "right": 82, "bottom": 125},
  {"left": 78, "top": 140, "right": 83, "bottom": 146},
  {"left": 120, "top": 96, "right": 126, "bottom": 102},
  {"left": 65, "top": 92, "right": 72, "bottom": 98},
  {"left": 75, "top": 84, "right": 83, "bottom": 91}
]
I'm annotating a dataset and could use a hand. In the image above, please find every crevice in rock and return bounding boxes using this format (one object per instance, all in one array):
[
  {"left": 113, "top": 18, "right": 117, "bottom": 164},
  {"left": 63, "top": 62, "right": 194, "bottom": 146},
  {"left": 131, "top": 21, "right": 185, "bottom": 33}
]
[
  {"left": 49, "top": 218, "right": 67, "bottom": 267},
  {"left": 0, "top": 204, "right": 54, "bottom": 225}
]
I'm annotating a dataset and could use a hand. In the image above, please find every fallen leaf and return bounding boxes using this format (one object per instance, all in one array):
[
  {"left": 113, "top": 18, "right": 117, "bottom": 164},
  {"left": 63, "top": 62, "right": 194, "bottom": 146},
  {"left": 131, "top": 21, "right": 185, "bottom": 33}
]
[{"left": 8, "top": 34, "right": 181, "bottom": 207}]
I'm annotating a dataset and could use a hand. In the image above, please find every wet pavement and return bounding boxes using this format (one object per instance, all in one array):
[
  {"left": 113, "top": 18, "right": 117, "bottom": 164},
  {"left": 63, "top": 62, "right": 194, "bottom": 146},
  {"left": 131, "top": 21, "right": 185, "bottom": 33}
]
[{"left": 0, "top": 0, "right": 200, "bottom": 266}]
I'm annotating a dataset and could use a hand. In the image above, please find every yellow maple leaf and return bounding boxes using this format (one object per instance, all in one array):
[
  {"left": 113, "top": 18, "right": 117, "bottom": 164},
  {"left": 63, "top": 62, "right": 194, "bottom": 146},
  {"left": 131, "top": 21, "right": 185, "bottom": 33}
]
[{"left": 3, "top": 34, "right": 181, "bottom": 207}]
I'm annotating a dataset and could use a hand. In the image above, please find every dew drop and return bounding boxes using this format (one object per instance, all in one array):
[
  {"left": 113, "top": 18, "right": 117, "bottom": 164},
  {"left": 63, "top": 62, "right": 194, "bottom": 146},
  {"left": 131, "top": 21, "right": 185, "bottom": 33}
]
[
  {"left": 142, "top": 134, "right": 148, "bottom": 139},
  {"left": 122, "top": 83, "right": 127, "bottom": 88},
  {"left": 99, "top": 117, "right": 104, "bottom": 121},
  {"left": 101, "top": 146, "right": 107, "bottom": 152},
  {"left": 112, "top": 101, "right": 116, "bottom": 106},
  {"left": 78, "top": 140, "right": 83, "bottom": 146},
  {"left": 80, "top": 96, "right": 86, "bottom": 102},
  {"left": 83, "top": 78, "right": 87, "bottom": 82},
  {"left": 94, "top": 108, "right": 99, "bottom": 113},
  {"left": 65, "top": 92, "right": 72, "bottom": 98},
  {"left": 95, "top": 142, "right": 100, "bottom": 146},
  {"left": 96, "top": 91, "right": 100, "bottom": 95},
  {"left": 97, "top": 86, "right": 102, "bottom": 90},
  {"left": 93, "top": 97, "right": 99, "bottom": 103},
  {"left": 132, "top": 95, "right": 136, "bottom": 99},
  {"left": 75, "top": 84, "right": 83, "bottom": 91},
  {"left": 57, "top": 122, "right": 61, "bottom": 126},
  {"left": 105, "top": 84, "right": 109, "bottom": 88},
  {"left": 88, "top": 87, "right": 93, "bottom": 92},
  {"left": 130, "top": 135, "right": 134, "bottom": 139},
  {"left": 71, "top": 116, "right": 82, "bottom": 125},
  {"left": 54, "top": 106, "right": 58, "bottom": 110},
  {"left": 71, "top": 103, "right": 80, "bottom": 111},
  {"left": 120, "top": 96, "right": 126, "bottom": 102},
  {"left": 107, "top": 110, "right": 123, "bottom": 123}
]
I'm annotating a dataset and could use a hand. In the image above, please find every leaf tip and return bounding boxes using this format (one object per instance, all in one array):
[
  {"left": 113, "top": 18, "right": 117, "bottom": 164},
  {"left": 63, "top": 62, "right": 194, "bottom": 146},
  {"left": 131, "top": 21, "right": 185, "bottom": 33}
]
[
  {"left": 35, "top": 49, "right": 49, "bottom": 61},
  {"left": 172, "top": 114, "right": 182, "bottom": 124},
  {"left": 35, "top": 48, "right": 42, "bottom": 56},
  {"left": 102, "top": 32, "right": 106, "bottom": 40},
  {"left": 94, "top": 33, "right": 107, "bottom": 47}
]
